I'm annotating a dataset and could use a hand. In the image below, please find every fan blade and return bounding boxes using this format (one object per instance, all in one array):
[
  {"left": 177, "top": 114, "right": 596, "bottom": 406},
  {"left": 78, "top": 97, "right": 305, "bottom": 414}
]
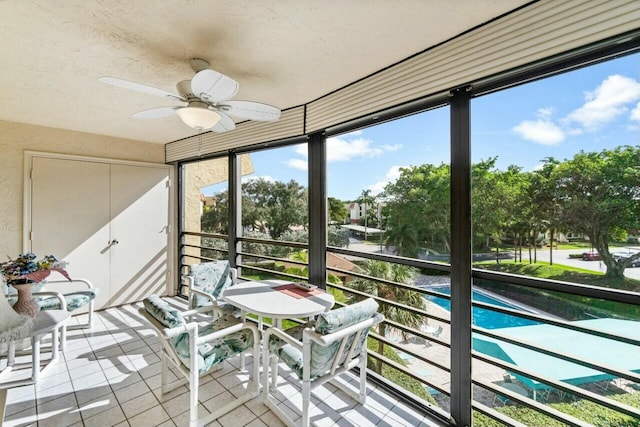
[
  {"left": 133, "top": 106, "right": 180, "bottom": 119},
  {"left": 218, "top": 100, "right": 281, "bottom": 121},
  {"left": 211, "top": 111, "right": 236, "bottom": 133},
  {"left": 191, "top": 69, "right": 239, "bottom": 103},
  {"left": 99, "top": 77, "right": 185, "bottom": 102}
]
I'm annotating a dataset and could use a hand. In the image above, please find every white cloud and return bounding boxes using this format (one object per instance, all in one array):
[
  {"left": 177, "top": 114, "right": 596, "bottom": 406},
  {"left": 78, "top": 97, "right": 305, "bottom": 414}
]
[
  {"left": 292, "top": 143, "right": 307, "bottom": 157},
  {"left": 368, "top": 181, "right": 387, "bottom": 196},
  {"left": 381, "top": 144, "right": 402, "bottom": 152},
  {"left": 286, "top": 134, "right": 401, "bottom": 170},
  {"left": 537, "top": 107, "right": 555, "bottom": 119},
  {"left": 327, "top": 136, "right": 383, "bottom": 162},
  {"left": 565, "top": 74, "right": 640, "bottom": 130},
  {"left": 384, "top": 165, "right": 404, "bottom": 181},
  {"left": 631, "top": 101, "right": 640, "bottom": 122},
  {"left": 366, "top": 166, "right": 405, "bottom": 196},
  {"left": 286, "top": 158, "right": 308, "bottom": 171},
  {"left": 513, "top": 113, "right": 565, "bottom": 145}
]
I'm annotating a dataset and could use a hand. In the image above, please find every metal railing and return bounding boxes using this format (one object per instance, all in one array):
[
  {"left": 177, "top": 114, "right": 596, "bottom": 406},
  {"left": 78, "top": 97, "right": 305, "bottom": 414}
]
[{"left": 179, "top": 231, "right": 640, "bottom": 426}]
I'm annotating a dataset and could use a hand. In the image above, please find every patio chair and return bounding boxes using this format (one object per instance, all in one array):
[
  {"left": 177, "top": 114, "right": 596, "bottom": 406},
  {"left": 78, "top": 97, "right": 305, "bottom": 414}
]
[
  {"left": 262, "top": 298, "right": 384, "bottom": 427},
  {"left": 182, "top": 260, "right": 239, "bottom": 317},
  {"left": 140, "top": 294, "right": 260, "bottom": 427},
  {"left": 4, "top": 279, "right": 94, "bottom": 350},
  {"left": 33, "top": 278, "right": 98, "bottom": 330}
]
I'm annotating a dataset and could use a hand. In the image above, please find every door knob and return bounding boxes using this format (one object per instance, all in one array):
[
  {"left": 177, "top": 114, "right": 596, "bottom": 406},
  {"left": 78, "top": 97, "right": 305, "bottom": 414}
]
[{"left": 109, "top": 239, "right": 119, "bottom": 246}]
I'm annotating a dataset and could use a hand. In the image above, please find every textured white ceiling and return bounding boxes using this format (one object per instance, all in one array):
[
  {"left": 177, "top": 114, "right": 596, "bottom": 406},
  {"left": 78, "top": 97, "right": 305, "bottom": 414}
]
[{"left": 0, "top": 0, "right": 530, "bottom": 144}]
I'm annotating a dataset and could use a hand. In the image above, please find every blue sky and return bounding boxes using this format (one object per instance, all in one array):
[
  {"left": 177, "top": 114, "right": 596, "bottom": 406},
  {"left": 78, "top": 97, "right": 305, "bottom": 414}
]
[{"left": 204, "top": 53, "right": 639, "bottom": 201}]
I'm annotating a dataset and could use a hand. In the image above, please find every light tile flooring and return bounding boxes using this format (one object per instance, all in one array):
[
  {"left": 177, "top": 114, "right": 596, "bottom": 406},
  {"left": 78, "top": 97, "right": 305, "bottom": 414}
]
[{"left": 2, "top": 300, "right": 446, "bottom": 427}]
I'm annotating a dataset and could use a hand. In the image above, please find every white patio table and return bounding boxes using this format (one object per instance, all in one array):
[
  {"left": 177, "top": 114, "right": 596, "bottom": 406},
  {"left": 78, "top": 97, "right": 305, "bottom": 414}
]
[
  {"left": 222, "top": 279, "right": 335, "bottom": 329},
  {"left": 222, "top": 279, "right": 335, "bottom": 383}
]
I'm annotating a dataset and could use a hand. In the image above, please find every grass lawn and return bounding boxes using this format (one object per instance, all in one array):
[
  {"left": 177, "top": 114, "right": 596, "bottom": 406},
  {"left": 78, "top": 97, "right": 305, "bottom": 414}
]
[{"left": 474, "top": 261, "right": 640, "bottom": 319}]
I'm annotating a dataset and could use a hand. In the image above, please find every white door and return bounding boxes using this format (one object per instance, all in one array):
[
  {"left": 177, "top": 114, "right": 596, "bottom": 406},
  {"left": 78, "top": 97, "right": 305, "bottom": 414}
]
[
  {"left": 108, "top": 164, "right": 170, "bottom": 306},
  {"left": 30, "top": 157, "right": 112, "bottom": 309},
  {"left": 29, "top": 155, "right": 171, "bottom": 309}
]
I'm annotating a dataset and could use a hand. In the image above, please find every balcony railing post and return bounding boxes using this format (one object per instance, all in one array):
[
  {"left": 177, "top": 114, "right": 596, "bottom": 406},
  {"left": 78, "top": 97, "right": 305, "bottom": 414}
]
[
  {"left": 308, "top": 131, "right": 327, "bottom": 288},
  {"left": 228, "top": 152, "right": 242, "bottom": 274},
  {"left": 450, "top": 86, "right": 472, "bottom": 427}
]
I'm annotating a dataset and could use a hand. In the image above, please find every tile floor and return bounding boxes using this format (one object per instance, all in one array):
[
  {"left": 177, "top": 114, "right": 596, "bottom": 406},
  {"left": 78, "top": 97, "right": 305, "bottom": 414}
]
[{"left": 2, "top": 300, "right": 446, "bottom": 427}]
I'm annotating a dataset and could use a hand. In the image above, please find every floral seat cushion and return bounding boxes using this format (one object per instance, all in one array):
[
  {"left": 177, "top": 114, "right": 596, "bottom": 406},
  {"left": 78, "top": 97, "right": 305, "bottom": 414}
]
[
  {"left": 190, "top": 261, "right": 233, "bottom": 307},
  {"left": 37, "top": 289, "right": 100, "bottom": 311},
  {"left": 269, "top": 298, "right": 379, "bottom": 380},
  {"left": 6, "top": 282, "right": 99, "bottom": 312},
  {"left": 173, "top": 313, "right": 254, "bottom": 374},
  {"left": 143, "top": 295, "right": 185, "bottom": 328}
]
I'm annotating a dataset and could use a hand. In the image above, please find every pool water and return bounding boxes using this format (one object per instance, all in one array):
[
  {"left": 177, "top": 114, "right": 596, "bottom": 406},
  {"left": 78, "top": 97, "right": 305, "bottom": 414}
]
[{"left": 424, "top": 285, "right": 540, "bottom": 329}]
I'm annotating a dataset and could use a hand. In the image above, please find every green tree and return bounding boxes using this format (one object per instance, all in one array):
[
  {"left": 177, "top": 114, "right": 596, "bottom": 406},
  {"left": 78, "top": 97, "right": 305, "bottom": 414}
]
[
  {"left": 347, "top": 260, "right": 426, "bottom": 374},
  {"left": 554, "top": 146, "right": 640, "bottom": 280},
  {"left": 328, "top": 197, "right": 348, "bottom": 224},
  {"left": 384, "top": 217, "right": 420, "bottom": 258},
  {"left": 243, "top": 178, "right": 308, "bottom": 239},
  {"left": 472, "top": 158, "right": 508, "bottom": 252},
  {"left": 201, "top": 192, "right": 229, "bottom": 234},
  {"left": 382, "top": 164, "right": 451, "bottom": 254},
  {"left": 531, "top": 158, "right": 563, "bottom": 265}
]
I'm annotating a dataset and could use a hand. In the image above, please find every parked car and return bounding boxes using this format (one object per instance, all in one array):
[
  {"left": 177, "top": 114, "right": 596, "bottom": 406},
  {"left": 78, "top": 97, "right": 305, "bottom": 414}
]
[
  {"left": 612, "top": 252, "right": 640, "bottom": 267},
  {"left": 582, "top": 251, "right": 601, "bottom": 261}
]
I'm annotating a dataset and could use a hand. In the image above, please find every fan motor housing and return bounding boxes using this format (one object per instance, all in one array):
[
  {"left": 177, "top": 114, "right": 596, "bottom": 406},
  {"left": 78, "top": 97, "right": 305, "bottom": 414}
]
[{"left": 176, "top": 80, "right": 197, "bottom": 100}]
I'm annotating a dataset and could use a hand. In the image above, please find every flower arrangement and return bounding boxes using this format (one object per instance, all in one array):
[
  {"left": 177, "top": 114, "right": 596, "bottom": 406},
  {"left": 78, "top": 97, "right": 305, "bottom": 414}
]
[{"left": 0, "top": 252, "right": 72, "bottom": 285}]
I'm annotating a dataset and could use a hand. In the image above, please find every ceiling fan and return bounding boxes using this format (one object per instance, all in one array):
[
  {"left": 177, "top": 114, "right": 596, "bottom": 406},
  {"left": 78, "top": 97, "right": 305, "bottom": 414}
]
[{"left": 99, "top": 58, "right": 281, "bottom": 132}]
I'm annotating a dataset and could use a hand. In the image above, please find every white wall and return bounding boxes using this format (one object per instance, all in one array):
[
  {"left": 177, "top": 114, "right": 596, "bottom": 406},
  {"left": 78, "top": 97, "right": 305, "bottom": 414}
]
[{"left": 0, "top": 120, "right": 165, "bottom": 258}]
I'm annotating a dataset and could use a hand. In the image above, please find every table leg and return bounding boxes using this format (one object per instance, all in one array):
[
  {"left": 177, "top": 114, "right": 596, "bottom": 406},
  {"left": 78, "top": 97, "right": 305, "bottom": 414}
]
[
  {"left": 52, "top": 327, "right": 60, "bottom": 362},
  {"left": 31, "top": 336, "right": 40, "bottom": 383}
]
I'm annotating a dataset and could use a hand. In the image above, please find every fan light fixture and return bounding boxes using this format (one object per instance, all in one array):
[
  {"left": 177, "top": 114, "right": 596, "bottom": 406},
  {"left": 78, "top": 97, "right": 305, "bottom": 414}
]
[{"left": 177, "top": 103, "right": 221, "bottom": 129}]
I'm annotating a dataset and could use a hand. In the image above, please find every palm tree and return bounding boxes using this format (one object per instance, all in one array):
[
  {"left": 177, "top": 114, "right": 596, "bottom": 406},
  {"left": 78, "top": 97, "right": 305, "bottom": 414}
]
[
  {"left": 384, "top": 218, "right": 420, "bottom": 258},
  {"left": 358, "top": 189, "right": 373, "bottom": 241},
  {"left": 348, "top": 260, "right": 426, "bottom": 374}
]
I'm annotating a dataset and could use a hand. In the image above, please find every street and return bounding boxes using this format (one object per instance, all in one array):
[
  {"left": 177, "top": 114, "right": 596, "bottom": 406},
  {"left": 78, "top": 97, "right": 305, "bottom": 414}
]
[
  {"left": 529, "top": 247, "right": 640, "bottom": 281},
  {"left": 348, "top": 237, "right": 640, "bottom": 281}
]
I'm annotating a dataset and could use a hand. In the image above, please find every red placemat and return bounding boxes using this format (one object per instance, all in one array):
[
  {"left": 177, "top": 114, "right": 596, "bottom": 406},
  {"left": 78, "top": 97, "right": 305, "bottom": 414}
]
[{"left": 274, "top": 283, "right": 323, "bottom": 299}]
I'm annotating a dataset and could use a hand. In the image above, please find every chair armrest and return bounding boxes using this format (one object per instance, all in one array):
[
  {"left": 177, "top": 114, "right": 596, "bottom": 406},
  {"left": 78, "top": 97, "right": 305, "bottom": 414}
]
[
  {"left": 181, "top": 304, "right": 221, "bottom": 318},
  {"left": 230, "top": 268, "right": 237, "bottom": 285},
  {"left": 263, "top": 326, "right": 305, "bottom": 350},
  {"left": 196, "top": 322, "right": 247, "bottom": 345},
  {"left": 160, "top": 318, "right": 253, "bottom": 346},
  {"left": 31, "top": 291, "right": 68, "bottom": 311},
  {"left": 189, "top": 288, "right": 219, "bottom": 305},
  {"left": 45, "top": 278, "right": 94, "bottom": 290}
]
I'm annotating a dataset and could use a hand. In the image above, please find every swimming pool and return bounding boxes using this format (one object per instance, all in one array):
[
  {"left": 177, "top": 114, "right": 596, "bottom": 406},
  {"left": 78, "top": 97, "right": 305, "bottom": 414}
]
[{"left": 424, "top": 285, "right": 540, "bottom": 329}]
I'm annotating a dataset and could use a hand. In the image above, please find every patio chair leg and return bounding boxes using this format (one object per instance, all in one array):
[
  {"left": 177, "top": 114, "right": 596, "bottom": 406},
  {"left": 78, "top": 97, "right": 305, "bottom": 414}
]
[
  {"left": 189, "top": 369, "right": 199, "bottom": 427},
  {"left": 301, "top": 381, "right": 311, "bottom": 427},
  {"left": 161, "top": 352, "right": 169, "bottom": 393},
  {"left": 87, "top": 301, "right": 94, "bottom": 329},
  {"left": 271, "top": 354, "right": 278, "bottom": 390},
  {"left": 261, "top": 344, "right": 270, "bottom": 400},
  {"left": 358, "top": 353, "right": 367, "bottom": 403}
]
